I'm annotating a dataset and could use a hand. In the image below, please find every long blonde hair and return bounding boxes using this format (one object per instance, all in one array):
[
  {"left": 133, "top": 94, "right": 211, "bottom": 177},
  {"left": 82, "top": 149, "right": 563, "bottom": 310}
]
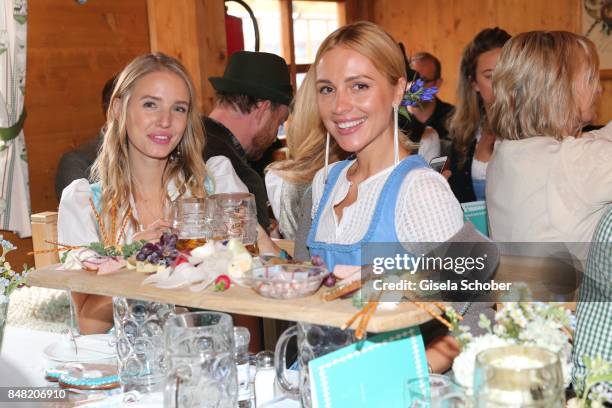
[
  {"left": 268, "top": 66, "right": 343, "bottom": 184},
  {"left": 448, "top": 27, "right": 510, "bottom": 168},
  {"left": 490, "top": 31, "right": 600, "bottom": 141},
  {"left": 90, "top": 52, "right": 207, "bottom": 236},
  {"left": 269, "top": 21, "right": 406, "bottom": 183}
]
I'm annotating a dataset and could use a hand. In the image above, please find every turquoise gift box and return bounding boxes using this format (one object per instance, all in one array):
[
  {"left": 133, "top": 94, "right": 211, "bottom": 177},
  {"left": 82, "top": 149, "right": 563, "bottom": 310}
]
[
  {"left": 308, "top": 326, "right": 427, "bottom": 408},
  {"left": 461, "top": 200, "right": 489, "bottom": 237}
]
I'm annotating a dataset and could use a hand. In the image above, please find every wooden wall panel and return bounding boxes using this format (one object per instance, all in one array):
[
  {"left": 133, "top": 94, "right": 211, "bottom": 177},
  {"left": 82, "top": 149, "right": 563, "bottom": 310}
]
[
  {"left": 26, "top": 0, "right": 149, "bottom": 212},
  {"left": 343, "top": 0, "right": 373, "bottom": 24},
  {"left": 14, "top": 0, "right": 150, "bottom": 267},
  {"left": 371, "top": 0, "right": 582, "bottom": 107},
  {"left": 147, "top": 0, "right": 227, "bottom": 115}
]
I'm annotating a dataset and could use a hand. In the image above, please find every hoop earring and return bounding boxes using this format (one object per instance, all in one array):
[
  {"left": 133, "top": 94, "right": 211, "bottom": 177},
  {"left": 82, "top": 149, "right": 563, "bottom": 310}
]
[
  {"left": 393, "top": 103, "right": 399, "bottom": 167},
  {"left": 324, "top": 132, "right": 330, "bottom": 184}
]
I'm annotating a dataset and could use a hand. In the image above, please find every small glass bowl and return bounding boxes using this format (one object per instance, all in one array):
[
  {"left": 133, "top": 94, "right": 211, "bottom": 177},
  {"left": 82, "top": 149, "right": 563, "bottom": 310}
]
[{"left": 248, "top": 264, "right": 328, "bottom": 299}]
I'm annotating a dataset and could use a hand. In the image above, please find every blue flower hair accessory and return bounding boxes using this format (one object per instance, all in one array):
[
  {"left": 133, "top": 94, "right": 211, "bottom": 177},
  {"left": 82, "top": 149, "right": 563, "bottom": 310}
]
[
  {"left": 401, "top": 79, "right": 438, "bottom": 107},
  {"left": 398, "top": 78, "right": 438, "bottom": 121}
]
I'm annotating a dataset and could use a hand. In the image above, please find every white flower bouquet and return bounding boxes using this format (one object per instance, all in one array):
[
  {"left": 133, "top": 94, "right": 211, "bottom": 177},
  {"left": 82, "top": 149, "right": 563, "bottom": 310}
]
[{"left": 450, "top": 301, "right": 574, "bottom": 391}]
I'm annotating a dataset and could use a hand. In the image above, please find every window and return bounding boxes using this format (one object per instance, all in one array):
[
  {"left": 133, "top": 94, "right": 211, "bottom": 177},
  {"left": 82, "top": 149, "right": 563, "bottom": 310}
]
[
  {"left": 292, "top": 1, "right": 340, "bottom": 65},
  {"left": 226, "top": 0, "right": 343, "bottom": 88}
]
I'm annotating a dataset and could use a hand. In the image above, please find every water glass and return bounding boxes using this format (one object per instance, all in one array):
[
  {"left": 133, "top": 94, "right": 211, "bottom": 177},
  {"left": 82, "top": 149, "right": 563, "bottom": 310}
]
[
  {"left": 207, "top": 193, "right": 258, "bottom": 253},
  {"left": 164, "top": 311, "right": 237, "bottom": 408},
  {"left": 473, "top": 345, "right": 564, "bottom": 407},
  {"left": 113, "top": 297, "right": 175, "bottom": 393},
  {"left": 406, "top": 374, "right": 467, "bottom": 407}
]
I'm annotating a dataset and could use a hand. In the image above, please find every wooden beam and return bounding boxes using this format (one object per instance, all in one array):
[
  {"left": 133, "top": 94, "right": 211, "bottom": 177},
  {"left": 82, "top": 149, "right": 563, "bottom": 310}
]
[
  {"left": 146, "top": 0, "right": 227, "bottom": 114},
  {"left": 295, "top": 63, "right": 310, "bottom": 73},
  {"left": 279, "top": 0, "right": 297, "bottom": 90},
  {"left": 343, "top": 0, "right": 372, "bottom": 23}
]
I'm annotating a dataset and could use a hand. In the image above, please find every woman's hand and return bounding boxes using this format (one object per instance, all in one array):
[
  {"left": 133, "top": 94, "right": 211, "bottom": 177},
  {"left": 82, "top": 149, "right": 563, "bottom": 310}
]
[
  {"left": 256, "top": 223, "right": 281, "bottom": 255},
  {"left": 132, "top": 219, "right": 172, "bottom": 242},
  {"left": 425, "top": 334, "right": 461, "bottom": 373}
]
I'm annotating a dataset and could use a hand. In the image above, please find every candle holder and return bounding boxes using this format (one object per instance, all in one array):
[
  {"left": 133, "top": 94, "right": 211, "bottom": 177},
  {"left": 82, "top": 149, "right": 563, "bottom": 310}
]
[{"left": 473, "top": 345, "right": 564, "bottom": 407}]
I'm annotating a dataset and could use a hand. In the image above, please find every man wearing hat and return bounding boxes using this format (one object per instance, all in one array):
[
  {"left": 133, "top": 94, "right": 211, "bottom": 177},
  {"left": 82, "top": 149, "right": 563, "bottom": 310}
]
[{"left": 204, "top": 51, "right": 292, "bottom": 232}]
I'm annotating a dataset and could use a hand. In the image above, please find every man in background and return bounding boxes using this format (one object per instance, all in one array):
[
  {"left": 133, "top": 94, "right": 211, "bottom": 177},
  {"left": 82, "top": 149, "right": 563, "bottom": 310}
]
[
  {"left": 55, "top": 76, "right": 115, "bottom": 200},
  {"left": 407, "top": 52, "right": 454, "bottom": 141},
  {"left": 204, "top": 51, "right": 292, "bottom": 232}
]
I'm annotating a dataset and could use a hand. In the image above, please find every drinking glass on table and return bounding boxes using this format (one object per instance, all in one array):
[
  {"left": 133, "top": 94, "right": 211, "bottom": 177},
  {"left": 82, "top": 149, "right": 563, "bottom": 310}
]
[
  {"left": 275, "top": 323, "right": 356, "bottom": 408},
  {"left": 207, "top": 193, "right": 258, "bottom": 255},
  {"left": 113, "top": 298, "right": 175, "bottom": 393},
  {"left": 405, "top": 374, "right": 466, "bottom": 407},
  {"left": 164, "top": 311, "right": 237, "bottom": 408},
  {"left": 172, "top": 198, "right": 210, "bottom": 251}
]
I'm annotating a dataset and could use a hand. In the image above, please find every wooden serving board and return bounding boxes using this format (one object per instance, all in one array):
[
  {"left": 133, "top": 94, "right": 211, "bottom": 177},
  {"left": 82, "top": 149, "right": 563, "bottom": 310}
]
[{"left": 27, "top": 264, "right": 434, "bottom": 333}]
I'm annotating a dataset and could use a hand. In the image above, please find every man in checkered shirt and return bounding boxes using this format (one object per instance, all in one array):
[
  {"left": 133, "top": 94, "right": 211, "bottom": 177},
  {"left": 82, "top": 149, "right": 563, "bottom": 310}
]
[{"left": 572, "top": 207, "right": 612, "bottom": 393}]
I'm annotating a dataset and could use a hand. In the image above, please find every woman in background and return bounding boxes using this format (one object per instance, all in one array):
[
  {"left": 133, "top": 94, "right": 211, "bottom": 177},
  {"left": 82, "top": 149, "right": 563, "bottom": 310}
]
[
  {"left": 446, "top": 27, "right": 511, "bottom": 203},
  {"left": 58, "top": 53, "right": 250, "bottom": 333},
  {"left": 487, "top": 31, "right": 611, "bottom": 260}
]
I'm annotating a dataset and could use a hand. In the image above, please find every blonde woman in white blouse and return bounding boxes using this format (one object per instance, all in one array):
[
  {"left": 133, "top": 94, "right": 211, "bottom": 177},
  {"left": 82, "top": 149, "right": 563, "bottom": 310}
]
[
  {"left": 58, "top": 53, "right": 251, "bottom": 334},
  {"left": 304, "top": 22, "right": 465, "bottom": 373}
]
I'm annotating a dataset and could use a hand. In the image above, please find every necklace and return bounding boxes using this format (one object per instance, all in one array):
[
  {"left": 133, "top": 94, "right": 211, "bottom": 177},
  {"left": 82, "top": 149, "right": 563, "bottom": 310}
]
[{"left": 131, "top": 181, "right": 166, "bottom": 229}]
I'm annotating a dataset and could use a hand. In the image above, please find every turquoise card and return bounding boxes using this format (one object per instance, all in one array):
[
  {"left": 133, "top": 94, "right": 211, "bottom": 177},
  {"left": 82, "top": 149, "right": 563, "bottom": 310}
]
[
  {"left": 308, "top": 326, "right": 427, "bottom": 408},
  {"left": 461, "top": 200, "right": 489, "bottom": 237}
]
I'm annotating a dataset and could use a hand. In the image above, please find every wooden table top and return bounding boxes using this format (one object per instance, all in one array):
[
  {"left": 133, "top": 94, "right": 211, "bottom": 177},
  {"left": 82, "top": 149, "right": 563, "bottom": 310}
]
[{"left": 27, "top": 264, "right": 434, "bottom": 333}]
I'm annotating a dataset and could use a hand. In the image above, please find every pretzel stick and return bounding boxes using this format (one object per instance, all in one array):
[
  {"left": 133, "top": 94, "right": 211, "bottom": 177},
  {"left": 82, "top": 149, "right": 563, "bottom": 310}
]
[
  {"left": 342, "top": 302, "right": 371, "bottom": 330},
  {"left": 44, "top": 240, "right": 81, "bottom": 249},
  {"left": 321, "top": 279, "right": 361, "bottom": 302},
  {"left": 412, "top": 301, "right": 453, "bottom": 329},
  {"left": 356, "top": 301, "right": 379, "bottom": 340},
  {"left": 116, "top": 208, "right": 132, "bottom": 245},
  {"left": 89, "top": 197, "right": 109, "bottom": 247},
  {"left": 28, "top": 246, "right": 82, "bottom": 256},
  {"left": 27, "top": 241, "right": 83, "bottom": 256},
  {"left": 354, "top": 291, "right": 382, "bottom": 337},
  {"left": 110, "top": 200, "right": 116, "bottom": 247}
]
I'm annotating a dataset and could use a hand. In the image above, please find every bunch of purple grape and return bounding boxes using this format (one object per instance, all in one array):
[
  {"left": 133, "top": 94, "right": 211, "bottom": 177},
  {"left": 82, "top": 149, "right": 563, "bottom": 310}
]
[
  {"left": 135, "top": 232, "right": 180, "bottom": 266},
  {"left": 311, "top": 255, "right": 336, "bottom": 287}
]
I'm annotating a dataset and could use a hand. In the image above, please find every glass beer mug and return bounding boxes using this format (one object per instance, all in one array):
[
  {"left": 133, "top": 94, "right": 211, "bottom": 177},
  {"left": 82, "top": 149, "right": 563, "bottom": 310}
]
[
  {"left": 207, "top": 193, "right": 258, "bottom": 255},
  {"left": 275, "top": 323, "right": 356, "bottom": 408},
  {"left": 164, "top": 311, "right": 238, "bottom": 408},
  {"left": 172, "top": 198, "right": 209, "bottom": 251},
  {"left": 113, "top": 298, "right": 175, "bottom": 393}
]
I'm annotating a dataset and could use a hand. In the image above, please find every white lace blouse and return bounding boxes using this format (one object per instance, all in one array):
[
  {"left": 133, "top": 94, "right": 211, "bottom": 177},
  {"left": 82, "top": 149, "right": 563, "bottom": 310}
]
[
  {"left": 265, "top": 128, "right": 441, "bottom": 223},
  {"left": 58, "top": 156, "right": 248, "bottom": 246},
  {"left": 311, "top": 159, "right": 464, "bottom": 244}
]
